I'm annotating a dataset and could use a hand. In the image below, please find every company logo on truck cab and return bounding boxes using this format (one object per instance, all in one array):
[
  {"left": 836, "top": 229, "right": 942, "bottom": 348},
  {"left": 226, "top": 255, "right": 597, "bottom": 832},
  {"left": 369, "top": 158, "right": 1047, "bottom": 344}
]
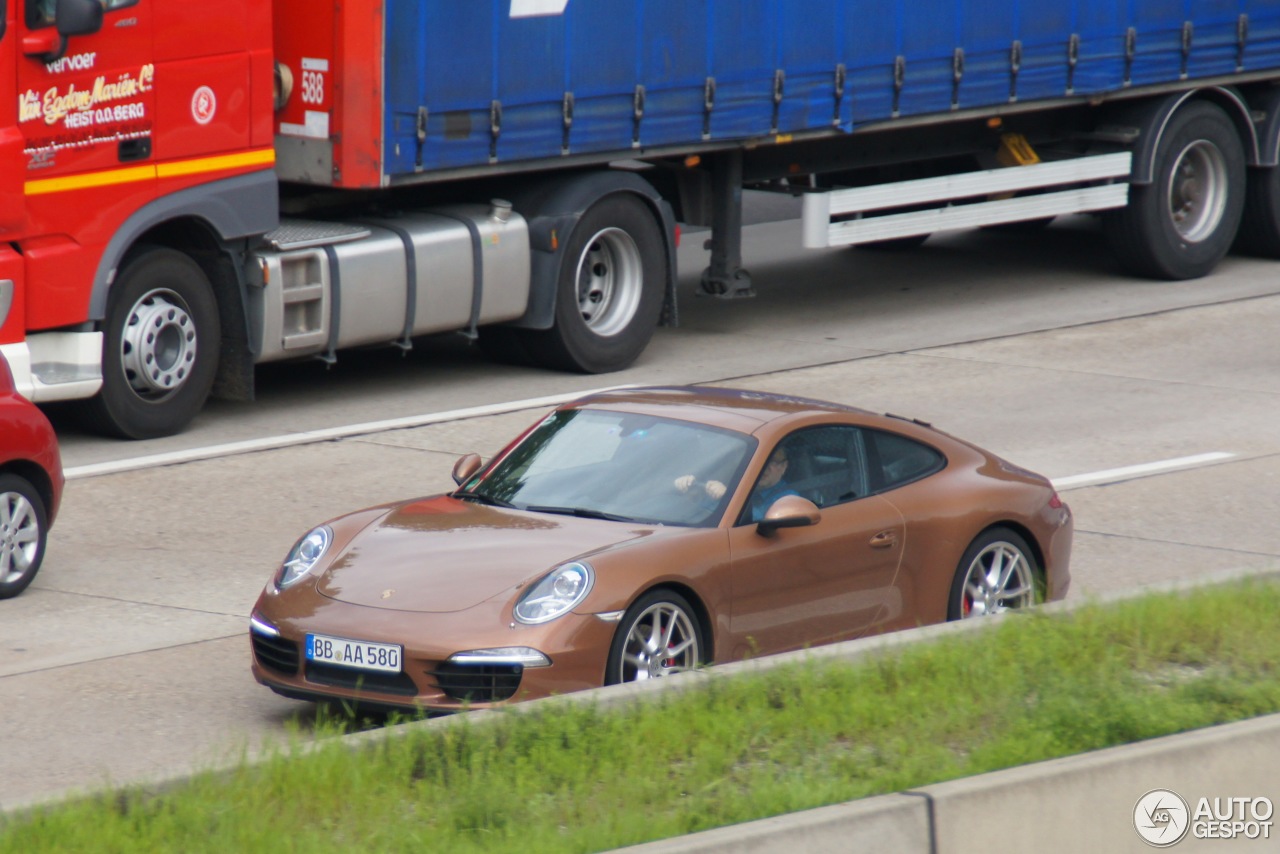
[
  {"left": 510, "top": 0, "right": 569, "bottom": 17},
  {"left": 18, "top": 64, "right": 154, "bottom": 126}
]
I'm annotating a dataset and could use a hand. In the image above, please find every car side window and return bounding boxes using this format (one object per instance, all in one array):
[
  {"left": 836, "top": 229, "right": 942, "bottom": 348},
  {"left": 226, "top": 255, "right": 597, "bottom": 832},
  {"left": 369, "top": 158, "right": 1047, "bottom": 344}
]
[
  {"left": 738, "top": 426, "right": 872, "bottom": 524},
  {"left": 867, "top": 430, "right": 945, "bottom": 491}
]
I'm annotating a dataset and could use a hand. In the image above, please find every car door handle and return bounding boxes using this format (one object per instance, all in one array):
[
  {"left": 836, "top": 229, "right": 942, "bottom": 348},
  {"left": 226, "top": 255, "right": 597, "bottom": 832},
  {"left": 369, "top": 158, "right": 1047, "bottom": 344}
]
[{"left": 869, "top": 530, "right": 898, "bottom": 549}]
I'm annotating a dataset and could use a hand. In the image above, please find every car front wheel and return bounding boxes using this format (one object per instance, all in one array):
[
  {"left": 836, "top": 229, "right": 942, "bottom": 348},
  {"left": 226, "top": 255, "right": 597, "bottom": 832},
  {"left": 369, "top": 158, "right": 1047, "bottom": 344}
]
[
  {"left": 947, "top": 528, "right": 1040, "bottom": 620},
  {"left": 606, "top": 589, "right": 704, "bottom": 684}
]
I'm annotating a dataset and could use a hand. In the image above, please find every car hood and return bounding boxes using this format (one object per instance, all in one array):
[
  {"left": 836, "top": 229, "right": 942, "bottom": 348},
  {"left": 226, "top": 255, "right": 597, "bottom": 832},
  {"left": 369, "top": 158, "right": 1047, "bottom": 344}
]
[{"left": 314, "top": 496, "right": 658, "bottom": 613}]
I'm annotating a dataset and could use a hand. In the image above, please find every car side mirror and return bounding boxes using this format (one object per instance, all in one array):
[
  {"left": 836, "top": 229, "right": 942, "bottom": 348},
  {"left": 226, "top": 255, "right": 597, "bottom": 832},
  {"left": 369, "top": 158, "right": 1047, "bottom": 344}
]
[
  {"left": 756, "top": 494, "right": 821, "bottom": 535},
  {"left": 452, "top": 453, "right": 483, "bottom": 485}
]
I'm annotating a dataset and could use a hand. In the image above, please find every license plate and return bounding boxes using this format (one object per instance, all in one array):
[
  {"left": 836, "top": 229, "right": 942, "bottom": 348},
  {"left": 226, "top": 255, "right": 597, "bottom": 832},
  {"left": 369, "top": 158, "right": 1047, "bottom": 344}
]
[{"left": 306, "top": 633, "right": 403, "bottom": 673}]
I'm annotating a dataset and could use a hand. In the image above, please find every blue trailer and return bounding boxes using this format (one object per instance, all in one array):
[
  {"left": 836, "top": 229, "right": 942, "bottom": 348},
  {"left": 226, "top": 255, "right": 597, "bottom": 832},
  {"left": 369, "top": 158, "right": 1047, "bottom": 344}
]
[
  {"left": 350, "top": 0, "right": 1280, "bottom": 299},
  {"left": 20, "top": 1, "right": 1280, "bottom": 438},
  {"left": 382, "top": 1, "right": 1280, "bottom": 175}
]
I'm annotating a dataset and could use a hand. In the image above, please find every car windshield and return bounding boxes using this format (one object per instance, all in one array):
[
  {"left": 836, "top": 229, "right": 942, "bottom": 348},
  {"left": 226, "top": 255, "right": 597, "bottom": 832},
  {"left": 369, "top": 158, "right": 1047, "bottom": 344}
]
[{"left": 465, "top": 408, "right": 755, "bottom": 527}]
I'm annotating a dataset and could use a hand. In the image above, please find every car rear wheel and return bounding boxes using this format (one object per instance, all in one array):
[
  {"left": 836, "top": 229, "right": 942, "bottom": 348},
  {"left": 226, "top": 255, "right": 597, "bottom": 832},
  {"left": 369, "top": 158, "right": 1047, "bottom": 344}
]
[
  {"left": 0, "top": 474, "right": 49, "bottom": 599},
  {"left": 606, "top": 589, "right": 704, "bottom": 684},
  {"left": 947, "top": 528, "right": 1040, "bottom": 620}
]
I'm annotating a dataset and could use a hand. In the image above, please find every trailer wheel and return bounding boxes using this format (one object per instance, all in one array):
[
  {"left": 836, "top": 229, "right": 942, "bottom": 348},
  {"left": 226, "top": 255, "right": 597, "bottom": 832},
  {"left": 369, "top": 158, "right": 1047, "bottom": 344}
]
[
  {"left": 1233, "top": 166, "right": 1280, "bottom": 258},
  {"left": 1105, "top": 102, "right": 1245, "bottom": 280},
  {"left": 525, "top": 194, "right": 666, "bottom": 373},
  {"left": 81, "top": 247, "right": 220, "bottom": 439}
]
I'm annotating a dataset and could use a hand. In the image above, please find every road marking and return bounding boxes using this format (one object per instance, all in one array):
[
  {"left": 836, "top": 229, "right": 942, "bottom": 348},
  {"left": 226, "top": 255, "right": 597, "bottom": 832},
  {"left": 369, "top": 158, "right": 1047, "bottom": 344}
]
[
  {"left": 64, "top": 385, "right": 636, "bottom": 480},
  {"left": 67, "top": 399, "right": 1234, "bottom": 491},
  {"left": 1051, "top": 452, "right": 1236, "bottom": 490}
]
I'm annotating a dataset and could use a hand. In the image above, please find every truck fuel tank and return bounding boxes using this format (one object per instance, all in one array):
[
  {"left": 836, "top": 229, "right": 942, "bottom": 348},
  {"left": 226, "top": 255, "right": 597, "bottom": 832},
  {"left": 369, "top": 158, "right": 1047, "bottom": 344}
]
[{"left": 251, "top": 202, "right": 530, "bottom": 363}]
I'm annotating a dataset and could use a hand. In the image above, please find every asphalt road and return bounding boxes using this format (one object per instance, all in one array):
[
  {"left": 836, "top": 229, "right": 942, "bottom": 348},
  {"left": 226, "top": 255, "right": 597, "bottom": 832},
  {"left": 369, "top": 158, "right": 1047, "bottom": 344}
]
[{"left": 4, "top": 214, "right": 1279, "bottom": 810}]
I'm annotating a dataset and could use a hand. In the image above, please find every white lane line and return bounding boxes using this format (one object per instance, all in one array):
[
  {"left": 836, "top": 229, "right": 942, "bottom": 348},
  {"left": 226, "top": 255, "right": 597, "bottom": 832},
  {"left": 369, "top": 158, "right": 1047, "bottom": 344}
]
[
  {"left": 1052, "top": 452, "right": 1236, "bottom": 490},
  {"left": 64, "top": 385, "right": 636, "bottom": 481}
]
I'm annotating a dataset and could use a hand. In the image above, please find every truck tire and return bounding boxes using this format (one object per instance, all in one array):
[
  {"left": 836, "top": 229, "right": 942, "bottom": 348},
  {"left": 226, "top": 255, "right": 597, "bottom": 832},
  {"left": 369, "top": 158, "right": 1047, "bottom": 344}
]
[
  {"left": 1104, "top": 101, "right": 1245, "bottom": 280},
  {"left": 1233, "top": 165, "right": 1280, "bottom": 258},
  {"left": 81, "top": 247, "right": 220, "bottom": 439},
  {"left": 524, "top": 194, "right": 666, "bottom": 373}
]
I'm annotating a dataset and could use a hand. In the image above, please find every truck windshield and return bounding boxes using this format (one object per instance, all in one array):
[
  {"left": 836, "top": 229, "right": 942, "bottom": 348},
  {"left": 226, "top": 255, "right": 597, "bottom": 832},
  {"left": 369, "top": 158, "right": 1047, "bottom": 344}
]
[{"left": 468, "top": 408, "right": 755, "bottom": 528}]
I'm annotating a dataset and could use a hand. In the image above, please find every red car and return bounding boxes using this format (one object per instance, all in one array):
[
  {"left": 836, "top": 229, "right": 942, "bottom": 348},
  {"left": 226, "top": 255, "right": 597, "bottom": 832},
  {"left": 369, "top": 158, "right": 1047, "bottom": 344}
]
[{"left": 0, "top": 353, "right": 64, "bottom": 598}]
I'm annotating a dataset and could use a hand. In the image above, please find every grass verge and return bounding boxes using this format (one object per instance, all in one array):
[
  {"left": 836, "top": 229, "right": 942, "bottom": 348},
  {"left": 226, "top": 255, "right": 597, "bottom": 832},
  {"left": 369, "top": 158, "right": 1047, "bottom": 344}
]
[{"left": 4, "top": 579, "right": 1279, "bottom": 853}]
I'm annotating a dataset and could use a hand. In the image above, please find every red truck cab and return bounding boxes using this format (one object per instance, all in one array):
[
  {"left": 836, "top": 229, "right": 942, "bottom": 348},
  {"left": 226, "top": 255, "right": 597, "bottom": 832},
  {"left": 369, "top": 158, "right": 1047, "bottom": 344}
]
[{"left": 2, "top": 0, "right": 275, "bottom": 437}]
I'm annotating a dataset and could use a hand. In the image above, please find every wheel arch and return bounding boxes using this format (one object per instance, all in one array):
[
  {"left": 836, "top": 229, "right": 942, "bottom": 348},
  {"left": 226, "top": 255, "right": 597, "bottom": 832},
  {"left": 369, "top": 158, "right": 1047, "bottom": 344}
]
[
  {"left": 1240, "top": 85, "right": 1280, "bottom": 167},
  {"left": 1107, "top": 88, "right": 1257, "bottom": 186},
  {"left": 87, "top": 170, "right": 276, "bottom": 321},
  {"left": 975, "top": 520, "right": 1047, "bottom": 583},
  {"left": 504, "top": 170, "right": 678, "bottom": 331},
  {"left": 90, "top": 172, "right": 275, "bottom": 404},
  {"left": 0, "top": 463, "right": 53, "bottom": 525}
]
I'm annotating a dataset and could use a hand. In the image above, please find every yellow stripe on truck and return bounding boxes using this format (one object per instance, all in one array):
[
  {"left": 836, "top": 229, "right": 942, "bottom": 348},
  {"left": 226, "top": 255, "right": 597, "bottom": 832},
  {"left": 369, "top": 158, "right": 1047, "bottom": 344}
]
[
  {"left": 156, "top": 148, "right": 276, "bottom": 178},
  {"left": 24, "top": 148, "right": 276, "bottom": 196},
  {"left": 24, "top": 164, "right": 156, "bottom": 195}
]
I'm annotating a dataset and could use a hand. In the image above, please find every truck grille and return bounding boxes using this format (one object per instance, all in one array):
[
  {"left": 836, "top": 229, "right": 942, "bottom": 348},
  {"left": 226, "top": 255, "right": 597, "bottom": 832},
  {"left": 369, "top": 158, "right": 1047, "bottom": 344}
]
[{"left": 430, "top": 662, "right": 524, "bottom": 703}]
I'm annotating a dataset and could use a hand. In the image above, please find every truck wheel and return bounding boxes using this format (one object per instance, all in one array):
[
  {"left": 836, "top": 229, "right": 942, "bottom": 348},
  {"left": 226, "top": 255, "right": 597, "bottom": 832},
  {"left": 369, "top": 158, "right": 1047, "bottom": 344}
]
[
  {"left": 1105, "top": 101, "right": 1245, "bottom": 280},
  {"left": 525, "top": 194, "right": 666, "bottom": 373},
  {"left": 82, "top": 248, "right": 220, "bottom": 439},
  {"left": 1233, "top": 166, "right": 1280, "bottom": 258}
]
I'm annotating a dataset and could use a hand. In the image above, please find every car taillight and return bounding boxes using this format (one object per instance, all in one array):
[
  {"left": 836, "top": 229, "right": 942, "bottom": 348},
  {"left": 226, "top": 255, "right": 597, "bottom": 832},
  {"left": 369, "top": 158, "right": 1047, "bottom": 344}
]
[{"left": 1048, "top": 491, "right": 1064, "bottom": 509}]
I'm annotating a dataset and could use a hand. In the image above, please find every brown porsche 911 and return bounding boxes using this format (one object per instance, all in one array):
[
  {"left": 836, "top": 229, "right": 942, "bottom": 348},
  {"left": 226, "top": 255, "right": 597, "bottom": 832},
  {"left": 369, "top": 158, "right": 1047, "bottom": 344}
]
[{"left": 250, "top": 386, "right": 1072, "bottom": 711}]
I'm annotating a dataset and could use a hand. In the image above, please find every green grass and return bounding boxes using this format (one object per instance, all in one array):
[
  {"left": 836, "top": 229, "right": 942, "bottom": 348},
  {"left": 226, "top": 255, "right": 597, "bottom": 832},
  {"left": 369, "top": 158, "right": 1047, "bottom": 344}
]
[{"left": 5, "top": 580, "right": 1280, "bottom": 853}]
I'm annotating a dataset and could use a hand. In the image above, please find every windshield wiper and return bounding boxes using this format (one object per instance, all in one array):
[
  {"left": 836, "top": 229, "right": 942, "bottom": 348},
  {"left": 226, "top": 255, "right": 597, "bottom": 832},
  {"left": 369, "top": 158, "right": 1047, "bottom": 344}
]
[
  {"left": 453, "top": 490, "right": 513, "bottom": 508},
  {"left": 524, "top": 505, "right": 636, "bottom": 523}
]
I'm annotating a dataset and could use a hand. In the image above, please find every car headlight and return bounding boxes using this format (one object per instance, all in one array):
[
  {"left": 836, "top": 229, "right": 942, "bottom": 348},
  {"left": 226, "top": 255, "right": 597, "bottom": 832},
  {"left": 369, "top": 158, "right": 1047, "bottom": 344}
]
[
  {"left": 276, "top": 525, "right": 333, "bottom": 590},
  {"left": 514, "top": 562, "right": 594, "bottom": 625}
]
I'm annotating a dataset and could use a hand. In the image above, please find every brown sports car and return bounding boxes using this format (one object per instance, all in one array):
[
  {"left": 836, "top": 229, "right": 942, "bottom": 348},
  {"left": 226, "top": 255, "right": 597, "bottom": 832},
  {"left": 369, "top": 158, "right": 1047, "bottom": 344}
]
[{"left": 250, "top": 386, "right": 1072, "bottom": 711}]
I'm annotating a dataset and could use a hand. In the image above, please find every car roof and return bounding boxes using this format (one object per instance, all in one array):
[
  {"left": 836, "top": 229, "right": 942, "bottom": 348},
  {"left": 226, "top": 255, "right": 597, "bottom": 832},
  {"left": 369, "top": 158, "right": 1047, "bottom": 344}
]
[{"left": 568, "top": 386, "right": 877, "bottom": 434}]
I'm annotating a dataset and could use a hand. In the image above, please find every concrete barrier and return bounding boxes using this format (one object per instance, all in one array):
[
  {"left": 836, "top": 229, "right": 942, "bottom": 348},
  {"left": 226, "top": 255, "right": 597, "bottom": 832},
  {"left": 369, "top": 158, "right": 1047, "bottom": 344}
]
[{"left": 619, "top": 713, "right": 1280, "bottom": 853}]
